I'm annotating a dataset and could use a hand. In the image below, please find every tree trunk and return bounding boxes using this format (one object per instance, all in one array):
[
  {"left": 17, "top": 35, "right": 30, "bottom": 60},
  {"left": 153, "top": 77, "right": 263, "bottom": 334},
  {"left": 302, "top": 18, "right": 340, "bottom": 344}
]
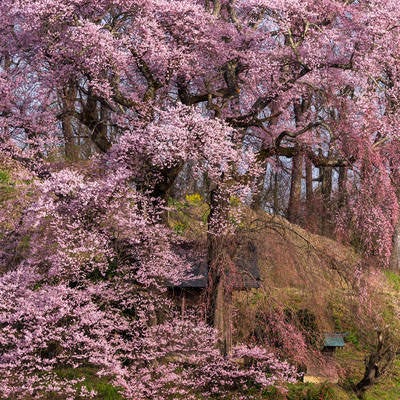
[
  {"left": 338, "top": 166, "right": 347, "bottom": 208},
  {"left": 287, "top": 150, "right": 303, "bottom": 224},
  {"left": 213, "top": 274, "right": 232, "bottom": 356},
  {"left": 80, "top": 92, "right": 111, "bottom": 153},
  {"left": 206, "top": 185, "right": 233, "bottom": 355},
  {"left": 251, "top": 166, "right": 267, "bottom": 210},
  {"left": 355, "top": 331, "right": 395, "bottom": 398},
  {"left": 305, "top": 156, "right": 313, "bottom": 203},
  {"left": 321, "top": 166, "right": 332, "bottom": 202},
  {"left": 320, "top": 165, "right": 333, "bottom": 235},
  {"left": 287, "top": 99, "right": 307, "bottom": 224},
  {"left": 61, "top": 83, "right": 78, "bottom": 161}
]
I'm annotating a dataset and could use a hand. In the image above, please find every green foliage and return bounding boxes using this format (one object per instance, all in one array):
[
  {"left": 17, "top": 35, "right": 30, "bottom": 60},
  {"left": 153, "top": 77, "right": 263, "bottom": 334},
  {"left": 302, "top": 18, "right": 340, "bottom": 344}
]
[
  {"left": 87, "top": 258, "right": 119, "bottom": 283},
  {"left": 185, "top": 193, "right": 203, "bottom": 205},
  {"left": 364, "top": 387, "right": 400, "bottom": 400},
  {"left": 9, "top": 235, "right": 31, "bottom": 265},
  {"left": 0, "top": 169, "right": 15, "bottom": 202},
  {"left": 294, "top": 308, "right": 319, "bottom": 346},
  {"left": 286, "top": 383, "right": 352, "bottom": 400},
  {"left": 55, "top": 366, "right": 124, "bottom": 400},
  {"left": 229, "top": 195, "right": 240, "bottom": 207},
  {"left": 168, "top": 194, "right": 209, "bottom": 237},
  {"left": 329, "top": 300, "right": 362, "bottom": 350},
  {"left": 330, "top": 302, "right": 344, "bottom": 332},
  {"left": 259, "top": 386, "right": 285, "bottom": 399},
  {"left": 345, "top": 330, "right": 360, "bottom": 348},
  {"left": 384, "top": 270, "right": 400, "bottom": 292},
  {"left": 0, "top": 170, "right": 10, "bottom": 184},
  {"left": 328, "top": 295, "right": 361, "bottom": 349},
  {"left": 168, "top": 197, "right": 187, "bottom": 210},
  {"left": 173, "top": 221, "right": 188, "bottom": 234},
  {"left": 201, "top": 208, "right": 210, "bottom": 224}
]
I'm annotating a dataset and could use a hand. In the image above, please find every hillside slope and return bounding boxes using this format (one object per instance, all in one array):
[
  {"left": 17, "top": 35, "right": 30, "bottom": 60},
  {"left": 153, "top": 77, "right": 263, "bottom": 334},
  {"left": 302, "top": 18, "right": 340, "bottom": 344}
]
[
  {"left": 170, "top": 199, "right": 400, "bottom": 399},
  {"left": 232, "top": 211, "right": 400, "bottom": 399}
]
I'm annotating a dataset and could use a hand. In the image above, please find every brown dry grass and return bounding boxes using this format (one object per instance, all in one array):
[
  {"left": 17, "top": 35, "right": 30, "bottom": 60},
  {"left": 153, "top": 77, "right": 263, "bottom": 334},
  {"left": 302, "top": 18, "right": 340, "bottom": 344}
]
[{"left": 234, "top": 210, "right": 359, "bottom": 333}]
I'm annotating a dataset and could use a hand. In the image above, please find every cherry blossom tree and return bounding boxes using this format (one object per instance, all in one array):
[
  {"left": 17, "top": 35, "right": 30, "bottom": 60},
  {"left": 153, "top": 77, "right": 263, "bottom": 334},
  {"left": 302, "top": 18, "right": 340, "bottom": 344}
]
[{"left": 1, "top": 0, "right": 400, "bottom": 398}]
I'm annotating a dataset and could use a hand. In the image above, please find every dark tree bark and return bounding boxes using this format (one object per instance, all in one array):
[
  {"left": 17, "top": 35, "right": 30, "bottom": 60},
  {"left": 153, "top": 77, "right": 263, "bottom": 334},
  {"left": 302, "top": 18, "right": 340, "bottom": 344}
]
[
  {"left": 61, "top": 83, "right": 78, "bottom": 161},
  {"left": 287, "top": 149, "right": 303, "bottom": 224},
  {"left": 355, "top": 331, "right": 395, "bottom": 398},
  {"left": 321, "top": 166, "right": 333, "bottom": 202},
  {"left": 287, "top": 99, "right": 308, "bottom": 224},
  {"left": 80, "top": 92, "right": 111, "bottom": 153},
  {"left": 338, "top": 165, "right": 348, "bottom": 208},
  {"left": 304, "top": 155, "right": 314, "bottom": 227},
  {"left": 251, "top": 166, "right": 267, "bottom": 210},
  {"left": 305, "top": 156, "right": 313, "bottom": 203},
  {"left": 206, "top": 185, "right": 233, "bottom": 355},
  {"left": 320, "top": 164, "right": 333, "bottom": 235}
]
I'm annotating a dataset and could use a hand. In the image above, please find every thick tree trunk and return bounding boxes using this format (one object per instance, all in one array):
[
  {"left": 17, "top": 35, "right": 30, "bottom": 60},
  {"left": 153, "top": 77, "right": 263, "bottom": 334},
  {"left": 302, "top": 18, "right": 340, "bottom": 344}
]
[
  {"left": 251, "top": 166, "right": 267, "bottom": 210},
  {"left": 355, "top": 331, "right": 395, "bottom": 398},
  {"left": 338, "top": 166, "right": 347, "bottom": 208},
  {"left": 61, "top": 84, "right": 78, "bottom": 161},
  {"left": 206, "top": 251, "right": 233, "bottom": 356},
  {"left": 320, "top": 165, "right": 333, "bottom": 235},
  {"left": 206, "top": 185, "right": 233, "bottom": 355},
  {"left": 62, "top": 115, "right": 77, "bottom": 161},
  {"left": 80, "top": 92, "right": 111, "bottom": 153},
  {"left": 287, "top": 150, "right": 303, "bottom": 224},
  {"left": 321, "top": 166, "right": 332, "bottom": 202},
  {"left": 304, "top": 156, "right": 314, "bottom": 228},
  {"left": 216, "top": 282, "right": 232, "bottom": 356},
  {"left": 287, "top": 99, "right": 308, "bottom": 224}
]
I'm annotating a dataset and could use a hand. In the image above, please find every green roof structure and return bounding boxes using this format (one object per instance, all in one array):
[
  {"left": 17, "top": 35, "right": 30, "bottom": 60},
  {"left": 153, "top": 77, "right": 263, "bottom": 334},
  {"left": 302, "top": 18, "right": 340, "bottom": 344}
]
[{"left": 323, "top": 333, "right": 345, "bottom": 348}]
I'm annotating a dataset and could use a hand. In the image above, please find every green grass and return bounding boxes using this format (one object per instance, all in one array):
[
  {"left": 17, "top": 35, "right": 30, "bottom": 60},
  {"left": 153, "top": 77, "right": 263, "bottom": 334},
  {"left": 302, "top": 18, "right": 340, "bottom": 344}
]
[
  {"left": 362, "top": 357, "right": 400, "bottom": 400},
  {"left": 345, "top": 330, "right": 360, "bottom": 349},
  {"left": 0, "top": 169, "right": 15, "bottom": 202},
  {"left": 0, "top": 170, "right": 10, "bottom": 184},
  {"left": 55, "top": 366, "right": 124, "bottom": 400},
  {"left": 285, "top": 383, "right": 355, "bottom": 400},
  {"left": 384, "top": 270, "right": 400, "bottom": 292}
]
